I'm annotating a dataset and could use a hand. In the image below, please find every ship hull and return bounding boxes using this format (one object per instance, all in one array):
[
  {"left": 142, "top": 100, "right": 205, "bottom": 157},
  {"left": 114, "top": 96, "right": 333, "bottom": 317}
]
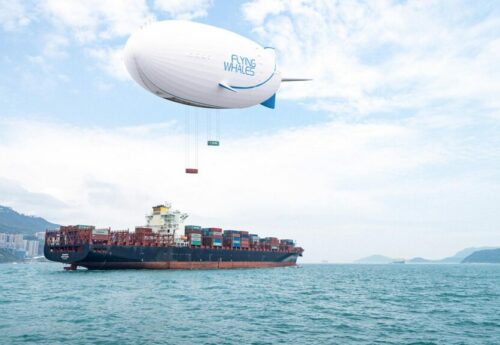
[{"left": 45, "top": 245, "right": 299, "bottom": 270}]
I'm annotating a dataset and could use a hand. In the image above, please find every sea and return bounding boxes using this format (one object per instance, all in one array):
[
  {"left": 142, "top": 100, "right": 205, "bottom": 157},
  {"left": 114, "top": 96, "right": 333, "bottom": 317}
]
[{"left": 1, "top": 263, "right": 499, "bottom": 345}]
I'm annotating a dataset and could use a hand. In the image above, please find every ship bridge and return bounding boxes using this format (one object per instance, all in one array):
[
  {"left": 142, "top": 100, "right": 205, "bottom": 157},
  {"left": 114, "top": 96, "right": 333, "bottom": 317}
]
[{"left": 145, "top": 202, "right": 188, "bottom": 236}]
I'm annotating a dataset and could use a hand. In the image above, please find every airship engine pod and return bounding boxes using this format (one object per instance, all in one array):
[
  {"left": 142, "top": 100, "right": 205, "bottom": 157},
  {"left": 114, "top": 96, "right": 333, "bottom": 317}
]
[{"left": 124, "top": 20, "right": 307, "bottom": 109}]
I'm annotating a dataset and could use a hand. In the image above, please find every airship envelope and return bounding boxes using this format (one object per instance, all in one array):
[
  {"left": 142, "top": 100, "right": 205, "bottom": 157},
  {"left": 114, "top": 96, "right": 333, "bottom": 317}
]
[{"left": 124, "top": 20, "right": 307, "bottom": 109}]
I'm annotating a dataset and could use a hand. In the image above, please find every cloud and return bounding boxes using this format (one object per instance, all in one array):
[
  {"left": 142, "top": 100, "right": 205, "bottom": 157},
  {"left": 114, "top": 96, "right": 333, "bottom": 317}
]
[
  {"left": 42, "top": 33, "right": 69, "bottom": 58},
  {"left": 35, "top": 0, "right": 213, "bottom": 81},
  {"left": 1, "top": 117, "right": 499, "bottom": 262},
  {"left": 241, "top": 0, "right": 500, "bottom": 119},
  {"left": 87, "top": 46, "right": 130, "bottom": 81},
  {"left": 23, "top": 33, "right": 70, "bottom": 73},
  {"left": 0, "top": 178, "right": 68, "bottom": 220},
  {"left": 2, "top": 1, "right": 500, "bottom": 263},
  {"left": 0, "top": 0, "right": 31, "bottom": 31},
  {"left": 154, "top": 0, "right": 213, "bottom": 20},
  {"left": 41, "top": 0, "right": 214, "bottom": 42},
  {"left": 241, "top": 0, "right": 285, "bottom": 27},
  {"left": 41, "top": 0, "right": 154, "bottom": 43}
]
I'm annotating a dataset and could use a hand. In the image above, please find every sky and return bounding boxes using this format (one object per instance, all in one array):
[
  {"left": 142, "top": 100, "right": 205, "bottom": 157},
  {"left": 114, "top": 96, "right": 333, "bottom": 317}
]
[{"left": 1, "top": 0, "right": 500, "bottom": 262}]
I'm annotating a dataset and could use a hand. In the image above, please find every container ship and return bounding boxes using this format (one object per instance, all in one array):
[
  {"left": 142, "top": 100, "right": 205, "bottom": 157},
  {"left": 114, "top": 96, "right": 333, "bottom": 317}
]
[{"left": 44, "top": 203, "right": 303, "bottom": 270}]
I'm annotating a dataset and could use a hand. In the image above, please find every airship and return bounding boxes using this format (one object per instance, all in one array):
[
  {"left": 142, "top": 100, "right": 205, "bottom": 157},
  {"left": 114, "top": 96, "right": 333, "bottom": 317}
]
[{"left": 124, "top": 20, "right": 308, "bottom": 109}]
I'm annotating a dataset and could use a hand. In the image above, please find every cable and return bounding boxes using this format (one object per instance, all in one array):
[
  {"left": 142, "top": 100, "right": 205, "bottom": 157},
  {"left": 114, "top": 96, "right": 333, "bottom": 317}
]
[
  {"left": 185, "top": 105, "right": 189, "bottom": 169},
  {"left": 206, "top": 108, "right": 211, "bottom": 143},
  {"left": 195, "top": 107, "right": 199, "bottom": 169},
  {"left": 216, "top": 109, "right": 220, "bottom": 142}
]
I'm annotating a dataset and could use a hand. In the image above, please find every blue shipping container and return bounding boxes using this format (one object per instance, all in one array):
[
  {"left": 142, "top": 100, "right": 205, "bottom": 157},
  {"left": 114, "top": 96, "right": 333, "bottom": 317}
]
[
  {"left": 186, "top": 225, "right": 202, "bottom": 230},
  {"left": 224, "top": 230, "right": 240, "bottom": 234}
]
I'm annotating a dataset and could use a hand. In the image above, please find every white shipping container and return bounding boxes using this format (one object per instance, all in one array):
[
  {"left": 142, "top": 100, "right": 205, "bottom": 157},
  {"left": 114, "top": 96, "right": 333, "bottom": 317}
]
[{"left": 93, "top": 228, "right": 109, "bottom": 235}]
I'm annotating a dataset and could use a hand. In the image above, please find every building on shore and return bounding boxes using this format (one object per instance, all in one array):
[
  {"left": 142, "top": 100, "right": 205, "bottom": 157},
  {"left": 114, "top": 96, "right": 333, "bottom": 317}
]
[
  {"left": 0, "top": 232, "right": 42, "bottom": 258},
  {"left": 23, "top": 239, "right": 40, "bottom": 258}
]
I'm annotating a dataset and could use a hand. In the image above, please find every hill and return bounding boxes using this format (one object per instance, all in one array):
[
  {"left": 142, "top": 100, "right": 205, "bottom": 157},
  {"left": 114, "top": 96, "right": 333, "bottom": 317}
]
[
  {"left": 0, "top": 205, "right": 59, "bottom": 235},
  {"left": 407, "top": 257, "right": 430, "bottom": 263},
  {"left": 441, "top": 247, "right": 497, "bottom": 262},
  {"left": 462, "top": 249, "right": 500, "bottom": 263},
  {"left": 356, "top": 247, "right": 500, "bottom": 264},
  {"left": 406, "top": 247, "right": 498, "bottom": 263}
]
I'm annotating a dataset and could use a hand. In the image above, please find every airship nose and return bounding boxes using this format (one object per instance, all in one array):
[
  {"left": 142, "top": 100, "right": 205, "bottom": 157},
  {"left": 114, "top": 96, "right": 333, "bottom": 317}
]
[{"left": 123, "top": 30, "right": 146, "bottom": 89}]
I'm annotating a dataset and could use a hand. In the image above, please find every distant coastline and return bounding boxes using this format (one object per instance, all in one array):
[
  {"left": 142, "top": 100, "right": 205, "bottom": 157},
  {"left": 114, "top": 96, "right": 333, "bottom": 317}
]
[
  {"left": 0, "top": 205, "right": 58, "bottom": 263},
  {"left": 354, "top": 247, "right": 500, "bottom": 264}
]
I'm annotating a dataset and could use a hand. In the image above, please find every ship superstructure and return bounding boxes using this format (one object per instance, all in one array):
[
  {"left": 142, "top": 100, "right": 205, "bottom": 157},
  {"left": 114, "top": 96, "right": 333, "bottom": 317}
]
[{"left": 145, "top": 203, "right": 188, "bottom": 234}]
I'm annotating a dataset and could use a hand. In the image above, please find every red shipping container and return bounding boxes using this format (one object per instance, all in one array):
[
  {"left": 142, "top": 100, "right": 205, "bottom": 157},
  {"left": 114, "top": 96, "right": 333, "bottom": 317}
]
[
  {"left": 185, "top": 229, "right": 202, "bottom": 235},
  {"left": 135, "top": 227, "right": 153, "bottom": 235}
]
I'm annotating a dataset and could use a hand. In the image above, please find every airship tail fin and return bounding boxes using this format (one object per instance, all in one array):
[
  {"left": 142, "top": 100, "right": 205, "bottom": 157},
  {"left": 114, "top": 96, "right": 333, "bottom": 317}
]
[
  {"left": 260, "top": 93, "right": 276, "bottom": 109},
  {"left": 218, "top": 82, "right": 237, "bottom": 92},
  {"left": 281, "top": 78, "right": 312, "bottom": 82}
]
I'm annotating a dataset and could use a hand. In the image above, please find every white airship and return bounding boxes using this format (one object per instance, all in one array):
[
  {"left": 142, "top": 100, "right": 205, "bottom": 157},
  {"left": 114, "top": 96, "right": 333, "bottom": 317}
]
[{"left": 124, "top": 20, "right": 308, "bottom": 109}]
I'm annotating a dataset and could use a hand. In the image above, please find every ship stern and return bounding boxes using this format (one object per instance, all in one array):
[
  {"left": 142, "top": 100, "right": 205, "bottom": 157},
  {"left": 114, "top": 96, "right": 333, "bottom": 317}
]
[{"left": 44, "top": 227, "right": 93, "bottom": 269}]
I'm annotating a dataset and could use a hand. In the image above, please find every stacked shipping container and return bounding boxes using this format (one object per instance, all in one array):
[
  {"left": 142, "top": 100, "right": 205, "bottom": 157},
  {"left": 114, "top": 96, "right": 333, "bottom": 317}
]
[
  {"left": 202, "top": 228, "right": 223, "bottom": 247},
  {"left": 185, "top": 225, "right": 202, "bottom": 246},
  {"left": 48, "top": 225, "right": 298, "bottom": 254},
  {"left": 184, "top": 226, "right": 296, "bottom": 251},
  {"left": 240, "top": 231, "right": 250, "bottom": 249},
  {"left": 87, "top": 224, "right": 296, "bottom": 251},
  {"left": 223, "top": 230, "right": 241, "bottom": 248}
]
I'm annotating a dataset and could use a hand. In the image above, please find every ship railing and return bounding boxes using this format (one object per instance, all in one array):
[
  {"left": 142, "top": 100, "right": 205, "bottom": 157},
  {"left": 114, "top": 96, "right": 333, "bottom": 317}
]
[
  {"left": 106, "top": 230, "right": 175, "bottom": 247},
  {"left": 45, "top": 227, "right": 94, "bottom": 247}
]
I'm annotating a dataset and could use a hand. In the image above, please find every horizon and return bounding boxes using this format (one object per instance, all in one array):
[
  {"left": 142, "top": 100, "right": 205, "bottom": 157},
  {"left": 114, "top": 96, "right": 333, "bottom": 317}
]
[
  {"left": 1, "top": 1, "right": 500, "bottom": 263},
  {"left": 1, "top": 201, "right": 498, "bottom": 264}
]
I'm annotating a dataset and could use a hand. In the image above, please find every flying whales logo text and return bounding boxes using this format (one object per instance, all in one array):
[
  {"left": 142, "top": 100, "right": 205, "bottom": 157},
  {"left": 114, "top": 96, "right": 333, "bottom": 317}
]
[{"left": 223, "top": 54, "right": 256, "bottom": 76}]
